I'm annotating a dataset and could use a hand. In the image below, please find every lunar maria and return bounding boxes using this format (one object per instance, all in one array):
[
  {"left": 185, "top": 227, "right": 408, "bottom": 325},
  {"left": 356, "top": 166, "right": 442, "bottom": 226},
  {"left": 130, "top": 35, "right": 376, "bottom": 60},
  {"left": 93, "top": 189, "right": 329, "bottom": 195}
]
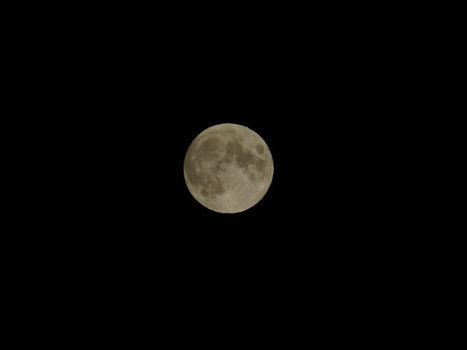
[{"left": 184, "top": 123, "right": 274, "bottom": 213}]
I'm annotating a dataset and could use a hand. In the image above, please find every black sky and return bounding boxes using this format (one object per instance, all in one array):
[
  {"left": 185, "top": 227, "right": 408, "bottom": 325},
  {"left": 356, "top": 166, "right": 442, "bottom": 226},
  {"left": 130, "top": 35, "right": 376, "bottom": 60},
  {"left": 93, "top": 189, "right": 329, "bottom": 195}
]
[
  {"left": 25, "top": 6, "right": 416, "bottom": 335},
  {"left": 69, "top": 56, "right": 397, "bottom": 268},
  {"left": 44, "top": 8, "right": 405, "bottom": 270}
]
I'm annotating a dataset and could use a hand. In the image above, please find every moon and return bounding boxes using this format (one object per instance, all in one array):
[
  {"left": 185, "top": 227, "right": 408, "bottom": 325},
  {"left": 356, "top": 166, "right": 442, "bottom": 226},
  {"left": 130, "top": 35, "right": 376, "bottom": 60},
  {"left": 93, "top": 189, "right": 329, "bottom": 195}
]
[{"left": 184, "top": 123, "right": 274, "bottom": 213}]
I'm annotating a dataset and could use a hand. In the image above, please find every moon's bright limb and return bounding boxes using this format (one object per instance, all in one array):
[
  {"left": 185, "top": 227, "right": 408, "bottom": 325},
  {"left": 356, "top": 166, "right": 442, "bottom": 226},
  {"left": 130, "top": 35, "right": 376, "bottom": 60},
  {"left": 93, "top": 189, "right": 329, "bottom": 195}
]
[{"left": 184, "top": 123, "right": 274, "bottom": 213}]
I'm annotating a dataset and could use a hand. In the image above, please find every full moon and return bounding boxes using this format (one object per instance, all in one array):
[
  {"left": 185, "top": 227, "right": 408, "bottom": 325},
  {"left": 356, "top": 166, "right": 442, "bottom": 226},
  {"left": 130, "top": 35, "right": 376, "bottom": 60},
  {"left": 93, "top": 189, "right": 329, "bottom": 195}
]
[{"left": 184, "top": 123, "right": 274, "bottom": 214}]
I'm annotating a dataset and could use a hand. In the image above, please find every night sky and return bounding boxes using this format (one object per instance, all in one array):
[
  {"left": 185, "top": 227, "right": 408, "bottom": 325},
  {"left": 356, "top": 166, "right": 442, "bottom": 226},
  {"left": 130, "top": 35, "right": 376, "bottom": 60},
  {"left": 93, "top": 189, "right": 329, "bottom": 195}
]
[
  {"left": 52, "top": 16, "right": 400, "bottom": 285},
  {"left": 74, "top": 69, "right": 396, "bottom": 279},
  {"left": 26, "top": 5, "right": 413, "bottom": 337}
]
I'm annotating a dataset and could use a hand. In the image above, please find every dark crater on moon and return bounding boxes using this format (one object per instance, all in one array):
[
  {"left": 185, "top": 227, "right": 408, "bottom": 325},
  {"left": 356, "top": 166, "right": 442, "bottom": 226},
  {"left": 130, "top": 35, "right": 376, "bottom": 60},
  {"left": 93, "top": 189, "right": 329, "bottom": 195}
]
[
  {"left": 255, "top": 158, "right": 267, "bottom": 173},
  {"left": 226, "top": 139, "right": 256, "bottom": 169}
]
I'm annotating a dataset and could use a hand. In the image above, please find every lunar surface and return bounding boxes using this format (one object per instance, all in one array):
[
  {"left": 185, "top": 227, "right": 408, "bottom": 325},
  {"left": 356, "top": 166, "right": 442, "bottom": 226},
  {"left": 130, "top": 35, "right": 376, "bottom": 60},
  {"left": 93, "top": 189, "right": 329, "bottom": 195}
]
[{"left": 184, "top": 123, "right": 274, "bottom": 213}]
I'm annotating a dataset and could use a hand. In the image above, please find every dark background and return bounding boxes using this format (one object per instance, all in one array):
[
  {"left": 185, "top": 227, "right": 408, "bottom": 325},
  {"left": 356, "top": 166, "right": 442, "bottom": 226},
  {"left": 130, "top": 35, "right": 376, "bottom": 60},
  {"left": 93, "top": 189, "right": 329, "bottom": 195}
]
[
  {"left": 55, "top": 15, "right": 400, "bottom": 257},
  {"left": 15, "top": 4, "right": 422, "bottom": 339}
]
